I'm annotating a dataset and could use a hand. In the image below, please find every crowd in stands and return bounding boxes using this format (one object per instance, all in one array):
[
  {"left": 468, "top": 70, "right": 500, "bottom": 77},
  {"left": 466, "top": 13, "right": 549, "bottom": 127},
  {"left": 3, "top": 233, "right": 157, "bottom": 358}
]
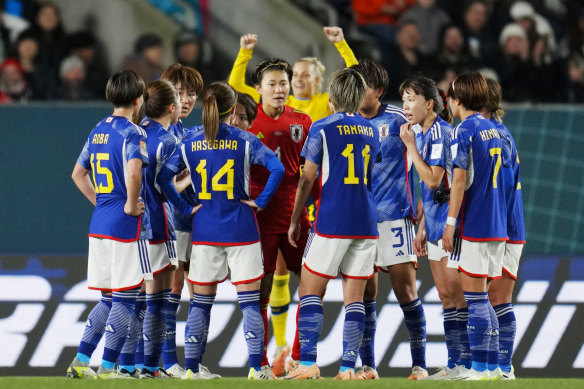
[{"left": 1, "top": 0, "right": 584, "bottom": 103}]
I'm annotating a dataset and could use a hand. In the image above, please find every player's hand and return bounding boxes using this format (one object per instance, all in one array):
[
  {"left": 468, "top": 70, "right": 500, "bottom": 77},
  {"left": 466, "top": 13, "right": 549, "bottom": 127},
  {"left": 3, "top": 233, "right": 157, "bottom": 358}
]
[
  {"left": 288, "top": 222, "right": 300, "bottom": 248},
  {"left": 125, "top": 199, "right": 145, "bottom": 216},
  {"left": 241, "top": 199, "right": 263, "bottom": 211},
  {"left": 176, "top": 168, "right": 190, "bottom": 180},
  {"left": 240, "top": 34, "right": 258, "bottom": 50},
  {"left": 416, "top": 200, "right": 424, "bottom": 224},
  {"left": 441, "top": 224, "right": 455, "bottom": 252},
  {"left": 190, "top": 204, "right": 202, "bottom": 216},
  {"left": 399, "top": 123, "right": 416, "bottom": 149},
  {"left": 323, "top": 26, "right": 344, "bottom": 43},
  {"left": 414, "top": 228, "right": 427, "bottom": 257}
]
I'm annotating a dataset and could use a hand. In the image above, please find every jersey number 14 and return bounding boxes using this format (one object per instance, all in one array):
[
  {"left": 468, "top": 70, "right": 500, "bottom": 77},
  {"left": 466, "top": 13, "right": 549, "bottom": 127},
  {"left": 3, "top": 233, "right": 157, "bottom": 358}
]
[{"left": 196, "top": 159, "right": 235, "bottom": 199}]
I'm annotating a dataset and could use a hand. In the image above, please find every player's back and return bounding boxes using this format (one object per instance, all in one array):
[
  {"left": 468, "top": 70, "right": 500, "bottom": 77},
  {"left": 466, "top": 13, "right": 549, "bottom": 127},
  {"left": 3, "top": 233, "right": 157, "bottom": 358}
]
[
  {"left": 453, "top": 113, "right": 507, "bottom": 241},
  {"left": 306, "top": 112, "right": 381, "bottom": 238}
]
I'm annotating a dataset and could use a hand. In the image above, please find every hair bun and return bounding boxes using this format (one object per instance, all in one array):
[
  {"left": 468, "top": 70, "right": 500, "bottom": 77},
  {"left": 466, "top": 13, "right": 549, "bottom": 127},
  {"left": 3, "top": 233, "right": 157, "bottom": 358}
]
[{"left": 144, "top": 91, "right": 149, "bottom": 101}]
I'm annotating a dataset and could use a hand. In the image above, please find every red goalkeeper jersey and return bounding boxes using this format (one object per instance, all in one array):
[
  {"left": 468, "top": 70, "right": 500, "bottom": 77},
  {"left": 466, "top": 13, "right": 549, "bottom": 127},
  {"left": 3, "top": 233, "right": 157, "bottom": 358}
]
[{"left": 248, "top": 104, "right": 312, "bottom": 233}]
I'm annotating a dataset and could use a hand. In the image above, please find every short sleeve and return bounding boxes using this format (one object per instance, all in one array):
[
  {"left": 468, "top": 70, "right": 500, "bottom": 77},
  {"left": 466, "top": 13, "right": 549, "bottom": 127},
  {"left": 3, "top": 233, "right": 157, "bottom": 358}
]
[
  {"left": 126, "top": 130, "right": 149, "bottom": 165},
  {"left": 77, "top": 139, "right": 91, "bottom": 169},
  {"left": 429, "top": 126, "right": 450, "bottom": 168},
  {"left": 300, "top": 126, "right": 323, "bottom": 166},
  {"left": 452, "top": 125, "right": 471, "bottom": 170}
]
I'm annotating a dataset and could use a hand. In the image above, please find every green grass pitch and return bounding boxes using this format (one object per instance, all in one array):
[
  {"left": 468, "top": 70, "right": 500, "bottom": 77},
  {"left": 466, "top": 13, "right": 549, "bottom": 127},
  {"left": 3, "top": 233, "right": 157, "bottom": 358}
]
[{"left": 2, "top": 377, "right": 583, "bottom": 389}]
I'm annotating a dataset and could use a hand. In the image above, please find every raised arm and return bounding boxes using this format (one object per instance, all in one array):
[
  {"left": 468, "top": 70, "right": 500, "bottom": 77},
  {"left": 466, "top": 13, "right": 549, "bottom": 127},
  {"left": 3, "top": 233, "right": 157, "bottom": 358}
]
[
  {"left": 323, "top": 27, "right": 358, "bottom": 67},
  {"left": 228, "top": 34, "right": 261, "bottom": 102}
]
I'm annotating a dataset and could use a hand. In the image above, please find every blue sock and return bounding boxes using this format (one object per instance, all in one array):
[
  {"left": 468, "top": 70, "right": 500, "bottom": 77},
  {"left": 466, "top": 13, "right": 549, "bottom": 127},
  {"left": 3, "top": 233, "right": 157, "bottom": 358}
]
[
  {"left": 118, "top": 292, "right": 146, "bottom": 372},
  {"left": 464, "top": 292, "right": 490, "bottom": 372},
  {"left": 443, "top": 308, "right": 459, "bottom": 369},
  {"left": 200, "top": 301, "right": 213, "bottom": 363},
  {"left": 184, "top": 293, "right": 215, "bottom": 372},
  {"left": 457, "top": 307, "right": 472, "bottom": 369},
  {"left": 143, "top": 290, "right": 167, "bottom": 372},
  {"left": 298, "top": 295, "right": 323, "bottom": 365},
  {"left": 102, "top": 289, "right": 139, "bottom": 369},
  {"left": 77, "top": 295, "right": 112, "bottom": 363},
  {"left": 162, "top": 292, "right": 181, "bottom": 369},
  {"left": 359, "top": 300, "right": 377, "bottom": 369},
  {"left": 495, "top": 303, "right": 515, "bottom": 373},
  {"left": 341, "top": 302, "right": 365, "bottom": 370},
  {"left": 237, "top": 290, "right": 263, "bottom": 371},
  {"left": 135, "top": 337, "right": 144, "bottom": 371},
  {"left": 487, "top": 302, "right": 499, "bottom": 371},
  {"left": 401, "top": 298, "right": 426, "bottom": 369}
]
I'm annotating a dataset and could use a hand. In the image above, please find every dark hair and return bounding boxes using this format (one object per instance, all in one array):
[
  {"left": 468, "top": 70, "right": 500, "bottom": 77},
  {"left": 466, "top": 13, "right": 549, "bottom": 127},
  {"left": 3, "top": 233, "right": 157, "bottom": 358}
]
[
  {"left": 350, "top": 59, "right": 388, "bottom": 100},
  {"left": 134, "top": 33, "right": 162, "bottom": 54},
  {"left": 484, "top": 78, "right": 504, "bottom": 121},
  {"left": 399, "top": 74, "right": 453, "bottom": 124},
  {"left": 237, "top": 92, "right": 258, "bottom": 123},
  {"left": 105, "top": 70, "right": 145, "bottom": 107},
  {"left": 161, "top": 63, "right": 204, "bottom": 95},
  {"left": 202, "top": 82, "right": 237, "bottom": 143},
  {"left": 252, "top": 57, "right": 293, "bottom": 85},
  {"left": 144, "top": 80, "right": 177, "bottom": 118},
  {"left": 447, "top": 72, "right": 488, "bottom": 112}
]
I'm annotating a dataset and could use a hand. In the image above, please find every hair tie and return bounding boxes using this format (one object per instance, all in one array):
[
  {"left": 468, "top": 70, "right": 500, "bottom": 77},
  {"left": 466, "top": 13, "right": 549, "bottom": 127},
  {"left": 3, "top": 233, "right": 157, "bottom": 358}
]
[
  {"left": 439, "top": 89, "right": 448, "bottom": 108},
  {"left": 219, "top": 102, "right": 236, "bottom": 116}
]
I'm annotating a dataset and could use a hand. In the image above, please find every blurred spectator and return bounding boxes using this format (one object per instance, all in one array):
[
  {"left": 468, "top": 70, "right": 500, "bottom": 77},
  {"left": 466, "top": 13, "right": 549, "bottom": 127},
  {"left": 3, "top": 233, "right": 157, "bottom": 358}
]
[
  {"left": 460, "top": 0, "right": 497, "bottom": 68},
  {"left": 434, "top": 24, "right": 476, "bottom": 91},
  {"left": 21, "top": 1, "right": 67, "bottom": 99},
  {"left": 382, "top": 19, "right": 430, "bottom": 100},
  {"left": 1, "top": 5, "right": 29, "bottom": 60},
  {"left": 66, "top": 31, "right": 108, "bottom": 99},
  {"left": 14, "top": 29, "right": 39, "bottom": 96},
  {"left": 122, "top": 33, "right": 164, "bottom": 83},
  {"left": 0, "top": 57, "right": 29, "bottom": 102},
  {"left": 173, "top": 28, "right": 228, "bottom": 85},
  {"left": 352, "top": 0, "right": 415, "bottom": 49},
  {"left": 399, "top": 0, "right": 450, "bottom": 56},
  {"left": 58, "top": 55, "right": 88, "bottom": 100}
]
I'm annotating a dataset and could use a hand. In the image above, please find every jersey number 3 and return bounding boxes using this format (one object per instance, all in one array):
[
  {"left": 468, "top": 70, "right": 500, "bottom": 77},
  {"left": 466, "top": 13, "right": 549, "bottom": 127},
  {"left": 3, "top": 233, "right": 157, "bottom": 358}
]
[
  {"left": 196, "top": 159, "right": 235, "bottom": 199},
  {"left": 90, "top": 153, "right": 113, "bottom": 194},
  {"left": 342, "top": 144, "right": 370, "bottom": 185}
]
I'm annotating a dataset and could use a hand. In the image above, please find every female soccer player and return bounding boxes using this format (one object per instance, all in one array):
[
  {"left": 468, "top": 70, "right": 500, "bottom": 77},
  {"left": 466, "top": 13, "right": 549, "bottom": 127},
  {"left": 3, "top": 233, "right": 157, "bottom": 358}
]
[
  {"left": 398, "top": 74, "right": 469, "bottom": 380},
  {"left": 483, "top": 78, "right": 525, "bottom": 380},
  {"left": 68, "top": 70, "right": 148, "bottom": 379},
  {"left": 230, "top": 92, "right": 258, "bottom": 131},
  {"left": 285, "top": 67, "right": 381, "bottom": 380},
  {"left": 442, "top": 72, "right": 508, "bottom": 381},
  {"left": 158, "top": 82, "right": 285, "bottom": 380}
]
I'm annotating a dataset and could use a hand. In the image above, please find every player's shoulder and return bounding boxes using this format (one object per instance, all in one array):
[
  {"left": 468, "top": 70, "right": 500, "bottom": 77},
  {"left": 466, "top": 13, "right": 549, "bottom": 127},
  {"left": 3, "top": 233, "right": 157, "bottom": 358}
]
[
  {"left": 311, "top": 112, "right": 345, "bottom": 132},
  {"left": 288, "top": 105, "right": 312, "bottom": 122},
  {"left": 382, "top": 103, "right": 408, "bottom": 122},
  {"left": 432, "top": 117, "right": 453, "bottom": 140}
]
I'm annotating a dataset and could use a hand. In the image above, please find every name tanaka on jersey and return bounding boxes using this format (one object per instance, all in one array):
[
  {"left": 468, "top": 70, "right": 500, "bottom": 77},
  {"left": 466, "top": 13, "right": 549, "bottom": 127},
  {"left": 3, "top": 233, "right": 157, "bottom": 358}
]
[{"left": 336, "top": 124, "right": 374, "bottom": 137}]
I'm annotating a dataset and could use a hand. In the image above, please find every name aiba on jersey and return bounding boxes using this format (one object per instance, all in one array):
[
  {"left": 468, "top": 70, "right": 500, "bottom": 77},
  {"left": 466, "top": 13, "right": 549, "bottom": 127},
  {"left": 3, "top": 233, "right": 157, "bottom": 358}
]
[{"left": 1, "top": 256, "right": 583, "bottom": 377}]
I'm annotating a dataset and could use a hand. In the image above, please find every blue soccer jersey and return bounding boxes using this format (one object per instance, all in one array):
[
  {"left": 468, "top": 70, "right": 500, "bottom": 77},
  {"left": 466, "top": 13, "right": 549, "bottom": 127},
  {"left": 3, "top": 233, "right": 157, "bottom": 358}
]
[
  {"left": 492, "top": 119, "right": 526, "bottom": 244},
  {"left": 159, "top": 122, "right": 284, "bottom": 245},
  {"left": 415, "top": 117, "right": 453, "bottom": 242},
  {"left": 451, "top": 113, "right": 507, "bottom": 241},
  {"left": 368, "top": 104, "right": 416, "bottom": 222},
  {"left": 77, "top": 115, "right": 149, "bottom": 241},
  {"left": 301, "top": 112, "right": 381, "bottom": 238},
  {"left": 140, "top": 118, "right": 180, "bottom": 243}
]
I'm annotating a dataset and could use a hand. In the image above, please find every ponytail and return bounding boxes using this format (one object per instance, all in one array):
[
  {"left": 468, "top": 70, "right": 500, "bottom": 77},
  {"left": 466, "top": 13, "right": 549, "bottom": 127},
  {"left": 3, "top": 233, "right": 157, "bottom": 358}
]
[
  {"left": 438, "top": 89, "right": 454, "bottom": 125},
  {"left": 202, "top": 95, "right": 219, "bottom": 143},
  {"left": 202, "top": 82, "right": 237, "bottom": 144}
]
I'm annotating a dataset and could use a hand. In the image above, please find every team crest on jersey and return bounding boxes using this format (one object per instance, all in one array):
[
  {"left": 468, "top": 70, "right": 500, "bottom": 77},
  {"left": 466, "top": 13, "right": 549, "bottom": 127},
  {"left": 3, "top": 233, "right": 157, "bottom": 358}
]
[
  {"left": 378, "top": 124, "right": 389, "bottom": 138},
  {"left": 290, "top": 125, "right": 303, "bottom": 143},
  {"left": 140, "top": 140, "right": 148, "bottom": 159},
  {"left": 423, "top": 144, "right": 428, "bottom": 159}
]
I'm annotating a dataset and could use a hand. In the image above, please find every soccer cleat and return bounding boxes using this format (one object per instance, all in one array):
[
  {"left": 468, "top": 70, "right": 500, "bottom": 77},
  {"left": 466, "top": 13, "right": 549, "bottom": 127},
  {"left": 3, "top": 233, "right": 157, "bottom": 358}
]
[
  {"left": 66, "top": 357, "right": 97, "bottom": 379},
  {"left": 489, "top": 367, "right": 502, "bottom": 380},
  {"left": 139, "top": 367, "right": 172, "bottom": 379},
  {"left": 281, "top": 363, "right": 321, "bottom": 380},
  {"left": 116, "top": 367, "right": 138, "bottom": 378},
  {"left": 248, "top": 367, "right": 274, "bottom": 380},
  {"left": 198, "top": 363, "right": 221, "bottom": 379},
  {"left": 157, "top": 367, "right": 173, "bottom": 378},
  {"left": 408, "top": 366, "right": 429, "bottom": 380},
  {"left": 444, "top": 365, "right": 469, "bottom": 380},
  {"left": 418, "top": 366, "right": 449, "bottom": 380},
  {"left": 334, "top": 369, "right": 358, "bottom": 380},
  {"left": 501, "top": 365, "right": 516, "bottom": 380},
  {"left": 285, "top": 357, "right": 299, "bottom": 374},
  {"left": 166, "top": 363, "right": 186, "bottom": 379},
  {"left": 458, "top": 367, "right": 490, "bottom": 380},
  {"left": 183, "top": 369, "right": 204, "bottom": 380},
  {"left": 354, "top": 365, "right": 379, "bottom": 380},
  {"left": 96, "top": 365, "right": 124, "bottom": 379},
  {"left": 271, "top": 344, "right": 291, "bottom": 377}
]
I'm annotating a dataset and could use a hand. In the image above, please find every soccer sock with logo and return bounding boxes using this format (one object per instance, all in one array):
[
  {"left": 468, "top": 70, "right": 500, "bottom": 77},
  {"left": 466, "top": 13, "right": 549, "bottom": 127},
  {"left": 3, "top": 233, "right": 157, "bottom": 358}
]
[
  {"left": 443, "top": 307, "right": 460, "bottom": 369},
  {"left": 340, "top": 302, "right": 365, "bottom": 372},
  {"left": 401, "top": 297, "right": 427, "bottom": 369},
  {"left": 101, "top": 288, "right": 139, "bottom": 369},
  {"left": 77, "top": 295, "right": 112, "bottom": 363},
  {"left": 358, "top": 299, "right": 377, "bottom": 369},
  {"left": 270, "top": 273, "right": 291, "bottom": 348},
  {"left": 259, "top": 297, "right": 270, "bottom": 366},
  {"left": 463, "top": 292, "right": 491, "bottom": 372},
  {"left": 238, "top": 290, "right": 264, "bottom": 371},
  {"left": 487, "top": 302, "right": 500, "bottom": 371},
  {"left": 118, "top": 292, "right": 146, "bottom": 372},
  {"left": 495, "top": 303, "right": 515, "bottom": 373},
  {"left": 298, "top": 295, "right": 323, "bottom": 366},
  {"left": 184, "top": 293, "right": 215, "bottom": 372},
  {"left": 162, "top": 292, "right": 181, "bottom": 369},
  {"left": 143, "top": 290, "right": 167, "bottom": 372},
  {"left": 457, "top": 307, "right": 472, "bottom": 369},
  {"left": 199, "top": 298, "right": 213, "bottom": 365}
]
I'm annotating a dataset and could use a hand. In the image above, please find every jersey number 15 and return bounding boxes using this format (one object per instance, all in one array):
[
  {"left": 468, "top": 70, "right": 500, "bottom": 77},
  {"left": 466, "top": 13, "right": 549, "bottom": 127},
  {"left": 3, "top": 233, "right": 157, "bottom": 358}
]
[{"left": 90, "top": 153, "right": 113, "bottom": 194}]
